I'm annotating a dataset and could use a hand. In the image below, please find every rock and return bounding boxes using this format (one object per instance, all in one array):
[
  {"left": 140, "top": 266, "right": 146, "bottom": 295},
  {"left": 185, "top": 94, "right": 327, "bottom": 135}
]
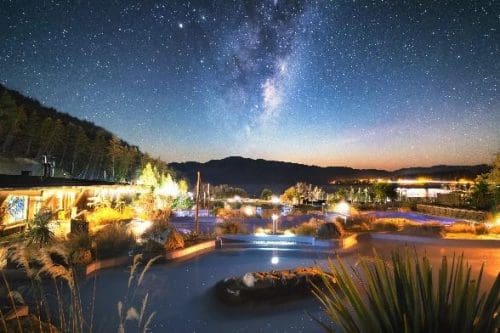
[
  {"left": 215, "top": 267, "right": 334, "bottom": 304},
  {"left": 242, "top": 273, "right": 255, "bottom": 287}
]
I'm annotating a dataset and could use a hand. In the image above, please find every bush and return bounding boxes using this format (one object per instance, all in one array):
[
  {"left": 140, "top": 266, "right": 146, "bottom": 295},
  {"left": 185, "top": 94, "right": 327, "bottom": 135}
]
[
  {"left": 402, "top": 222, "right": 444, "bottom": 238},
  {"left": 371, "top": 218, "right": 405, "bottom": 232},
  {"left": 446, "top": 222, "right": 476, "bottom": 234},
  {"left": 215, "top": 220, "right": 247, "bottom": 235},
  {"left": 142, "top": 215, "right": 170, "bottom": 240},
  {"left": 142, "top": 239, "right": 165, "bottom": 256},
  {"left": 346, "top": 215, "right": 374, "bottom": 232},
  {"left": 93, "top": 224, "right": 135, "bottom": 259},
  {"left": 163, "top": 228, "right": 184, "bottom": 251},
  {"left": 291, "top": 221, "right": 318, "bottom": 236},
  {"left": 314, "top": 250, "right": 500, "bottom": 332},
  {"left": 65, "top": 232, "right": 93, "bottom": 265},
  {"left": 317, "top": 222, "right": 345, "bottom": 239},
  {"left": 474, "top": 223, "right": 488, "bottom": 235},
  {"left": 87, "top": 206, "right": 134, "bottom": 228}
]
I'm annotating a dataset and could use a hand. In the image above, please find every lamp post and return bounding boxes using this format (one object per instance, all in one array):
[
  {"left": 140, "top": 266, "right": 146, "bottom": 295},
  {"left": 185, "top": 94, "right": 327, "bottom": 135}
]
[{"left": 272, "top": 213, "right": 279, "bottom": 235}]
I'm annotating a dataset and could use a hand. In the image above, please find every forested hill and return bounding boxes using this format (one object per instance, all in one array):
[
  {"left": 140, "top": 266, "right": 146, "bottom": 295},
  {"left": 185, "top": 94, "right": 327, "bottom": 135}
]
[
  {"left": 170, "top": 156, "right": 490, "bottom": 190},
  {"left": 0, "top": 85, "right": 170, "bottom": 181}
]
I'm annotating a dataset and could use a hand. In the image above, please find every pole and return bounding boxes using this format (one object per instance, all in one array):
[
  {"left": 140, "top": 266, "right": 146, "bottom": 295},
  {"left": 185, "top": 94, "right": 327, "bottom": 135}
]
[{"left": 195, "top": 171, "right": 201, "bottom": 235}]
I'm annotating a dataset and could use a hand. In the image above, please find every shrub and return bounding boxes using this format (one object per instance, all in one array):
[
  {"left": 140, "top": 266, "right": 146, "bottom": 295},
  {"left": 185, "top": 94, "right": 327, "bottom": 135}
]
[
  {"left": 446, "top": 222, "right": 476, "bottom": 234},
  {"left": 371, "top": 218, "right": 405, "bottom": 231},
  {"left": 347, "top": 214, "right": 374, "bottom": 232},
  {"left": 215, "top": 220, "right": 247, "bottom": 235},
  {"left": 292, "top": 221, "right": 318, "bottom": 236},
  {"left": 402, "top": 222, "right": 444, "bottom": 238},
  {"left": 87, "top": 206, "right": 134, "bottom": 228},
  {"left": 142, "top": 239, "right": 165, "bottom": 257},
  {"left": 93, "top": 224, "right": 135, "bottom": 259},
  {"left": 313, "top": 250, "right": 500, "bottom": 333},
  {"left": 317, "top": 222, "right": 345, "bottom": 239},
  {"left": 474, "top": 223, "right": 488, "bottom": 235},
  {"left": 142, "top": 215, "right": 170, "bottom": 240},
  {"left": 163, "top": 228, "right": 184, "bottom": 251},
  {"left": 65, "top": 232, "right": 94, "bottom": 265}
]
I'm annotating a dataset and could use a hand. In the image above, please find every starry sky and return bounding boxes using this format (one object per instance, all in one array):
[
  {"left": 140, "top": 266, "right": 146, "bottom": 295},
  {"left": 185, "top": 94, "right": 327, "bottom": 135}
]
[{"left": 1, "top": 0, "right": 498, "bottom": 170}]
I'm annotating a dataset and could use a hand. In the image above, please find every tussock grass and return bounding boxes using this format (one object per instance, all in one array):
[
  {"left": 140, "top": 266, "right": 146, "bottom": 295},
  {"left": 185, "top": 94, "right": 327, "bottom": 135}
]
[{"left": 93, "top": 224, "right": 135, "bottom": 260}]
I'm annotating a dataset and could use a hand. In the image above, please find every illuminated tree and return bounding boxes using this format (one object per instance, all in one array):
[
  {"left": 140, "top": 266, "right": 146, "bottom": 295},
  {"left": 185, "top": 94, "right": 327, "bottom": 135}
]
[
  {"left": 281, "top": 186, "right": 299, "bottom": 203},
  {"left": 138, "top": 163, "right": 159, "bottom": 189},
  {"left": 179, "top": 179, "right": 189, "bottom": 194}
]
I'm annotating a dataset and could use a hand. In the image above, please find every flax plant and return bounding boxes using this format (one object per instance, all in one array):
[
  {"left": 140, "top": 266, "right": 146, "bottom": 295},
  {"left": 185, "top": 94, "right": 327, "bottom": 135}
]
[{"left": 313, "top": 249, "right": 500, "bottom": 333}]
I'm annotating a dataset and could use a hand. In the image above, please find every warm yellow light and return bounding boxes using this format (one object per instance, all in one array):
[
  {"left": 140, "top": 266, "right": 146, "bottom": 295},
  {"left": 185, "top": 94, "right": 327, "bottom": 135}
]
[
  {"left": 334, "top": 201, "right": 350, "bottom": 216},
  {"left": 127, "top": 219, "right": 152, "bottom": 237},
  {"left": 271, "top": 195, "right": 280, "bottom": 204},
  {"left": 243, "top": 206, "right": 254, "bottom": 216}
]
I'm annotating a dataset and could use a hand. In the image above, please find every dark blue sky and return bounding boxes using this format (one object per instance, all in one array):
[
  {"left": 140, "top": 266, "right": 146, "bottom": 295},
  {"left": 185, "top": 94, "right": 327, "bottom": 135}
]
[{"left": 1, "top": 0, "right": 498, "bottom": 169}]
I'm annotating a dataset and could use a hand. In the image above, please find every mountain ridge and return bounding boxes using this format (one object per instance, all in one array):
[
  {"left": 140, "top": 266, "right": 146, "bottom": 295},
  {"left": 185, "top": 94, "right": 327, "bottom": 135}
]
[{"left": 169, "top": 156, "right": 490, "bottom": 189}]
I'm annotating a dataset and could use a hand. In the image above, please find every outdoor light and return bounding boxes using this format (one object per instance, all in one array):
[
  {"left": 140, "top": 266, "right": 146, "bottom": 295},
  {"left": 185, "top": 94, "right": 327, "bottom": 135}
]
[
  {"left": 335, "top": 201, "right": 350, "bottom": 216},
  {"left": 243, "top": 205, "right": 253, "bottom": 216},
  {"left": 128, "top": 219, "right": 152, "bottom": 237},
  {"left": 271, "top": 213, "right": 279, "bottom": 234},
  {"left": 271, "top": 256, "right": 279, "bottom": 265},
  {"left": 271, "top": 195, "right": 280, "bottom": 204}
]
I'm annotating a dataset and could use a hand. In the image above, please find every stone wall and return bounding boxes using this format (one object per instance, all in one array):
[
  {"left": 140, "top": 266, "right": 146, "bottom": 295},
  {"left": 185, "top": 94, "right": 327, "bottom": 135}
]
[{"left": 416, "top": 204, "right": 488, "bottom": 221}]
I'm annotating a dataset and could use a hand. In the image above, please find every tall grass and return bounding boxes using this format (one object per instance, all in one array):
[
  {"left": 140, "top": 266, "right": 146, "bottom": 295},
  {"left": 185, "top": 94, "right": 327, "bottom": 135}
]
[
  {"left": 1, "top": 243, "right": 160, "bottom": 332},
  {"left": 313, "top": 250, "right": 499, "bottom": 333},
  {"left": 93, "top": 224, "right": 136, "bottom": 260}
]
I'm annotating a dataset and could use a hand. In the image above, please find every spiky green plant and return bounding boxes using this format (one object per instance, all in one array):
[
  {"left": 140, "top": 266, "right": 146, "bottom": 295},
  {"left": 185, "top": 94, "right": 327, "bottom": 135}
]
[
  {"left": 313, "top": 250, "right": 500, "bottom": 333},
  {"left": 26, "top": 209, "right": 54, "bottom": 248}
]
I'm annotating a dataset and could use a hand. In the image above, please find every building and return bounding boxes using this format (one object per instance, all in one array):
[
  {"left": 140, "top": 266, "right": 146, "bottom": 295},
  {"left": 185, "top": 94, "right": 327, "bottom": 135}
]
[{"left": 0, "top": 175, "right": 140, "bottom": 234}]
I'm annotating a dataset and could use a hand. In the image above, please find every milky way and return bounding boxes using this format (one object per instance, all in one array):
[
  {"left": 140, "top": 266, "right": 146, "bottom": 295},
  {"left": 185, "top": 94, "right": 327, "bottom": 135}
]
[{"left": 0, "top": 0, "right": 498, "bottom": 169}]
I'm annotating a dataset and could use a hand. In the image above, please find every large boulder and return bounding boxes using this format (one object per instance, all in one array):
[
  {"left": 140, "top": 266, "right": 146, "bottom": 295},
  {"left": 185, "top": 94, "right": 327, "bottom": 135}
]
[{"left": 215, "top": 267, "right": 334, "bottom": 304}]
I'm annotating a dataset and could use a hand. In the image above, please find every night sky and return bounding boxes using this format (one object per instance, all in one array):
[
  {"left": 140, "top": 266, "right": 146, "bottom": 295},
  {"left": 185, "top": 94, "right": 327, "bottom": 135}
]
[{"left": 1, "top": 0, "right": 498, "bottom": 169}]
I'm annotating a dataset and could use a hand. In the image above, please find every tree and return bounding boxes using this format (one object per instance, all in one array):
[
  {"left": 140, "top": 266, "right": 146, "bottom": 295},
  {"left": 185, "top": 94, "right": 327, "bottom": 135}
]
[
  {"left": 178, "top": 179, "right": 189, "bottom": 194},
  {"left": 373, "top": 182, "right": 397, "bottom": 203},
  {"left": 260, "top": 188, "right": 273, "bottom": 200},
  {"left": 138, "top": 163, "right": 159, "bottom": 189},
  {"left": 281, "top": 186, "right": 299, "bottom": 203},
  {"left": 0, "top": 93, "right": 27, "bottom": 154},
  {"left": 470, "top": 176, "right": 493, "bottom": 210}
]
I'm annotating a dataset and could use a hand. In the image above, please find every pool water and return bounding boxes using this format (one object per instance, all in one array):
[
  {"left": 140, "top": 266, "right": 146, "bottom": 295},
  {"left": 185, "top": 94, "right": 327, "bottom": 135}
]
[
  {"left": 83, "top": 248, "right": 333, "bottom": 333},
  {"left": 82, "top": 238, "right": 498, "bottom": 332}
]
